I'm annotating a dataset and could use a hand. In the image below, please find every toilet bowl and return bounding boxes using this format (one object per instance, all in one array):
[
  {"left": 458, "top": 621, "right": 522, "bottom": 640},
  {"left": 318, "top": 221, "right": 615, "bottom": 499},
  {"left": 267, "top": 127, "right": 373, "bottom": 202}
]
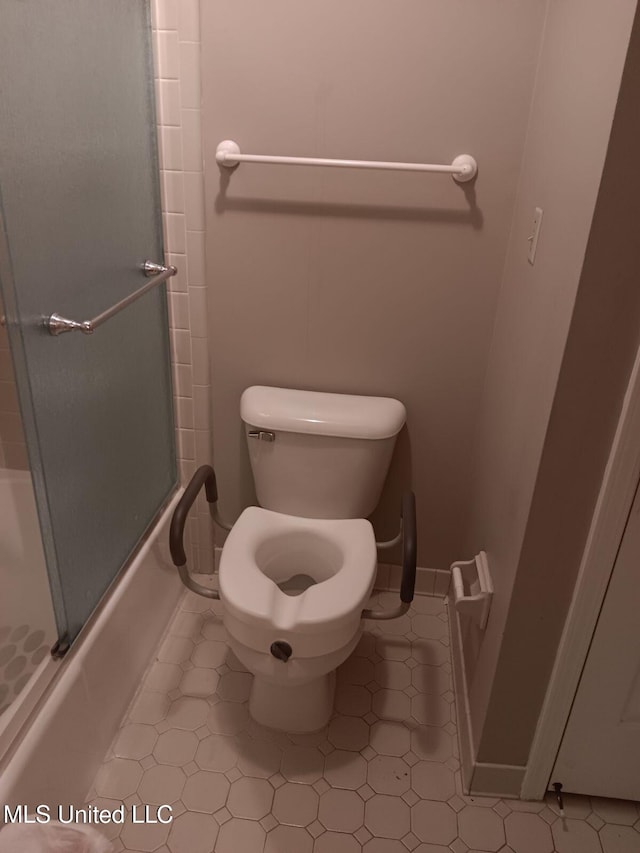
[
  {"left": 217, "top": 386, "right": 407, "bottom": 731},
  {"left": 219, "top": 507, "right": 377, "bottom": 730},
  {"left": 169, "top": 385, "right": 414, "bottom": 733}
]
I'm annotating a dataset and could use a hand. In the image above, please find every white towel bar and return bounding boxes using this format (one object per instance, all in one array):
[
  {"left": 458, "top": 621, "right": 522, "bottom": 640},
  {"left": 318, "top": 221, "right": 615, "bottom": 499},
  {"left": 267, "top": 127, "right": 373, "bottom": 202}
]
[{"left": 216, "top": 140, "right": 478, "bottom": 183}]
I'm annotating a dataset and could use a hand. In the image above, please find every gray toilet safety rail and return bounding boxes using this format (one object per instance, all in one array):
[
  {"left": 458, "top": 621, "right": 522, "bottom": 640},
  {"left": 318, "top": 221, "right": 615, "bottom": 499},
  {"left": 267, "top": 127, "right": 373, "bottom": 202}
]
[
  {"left": 169, "top": 465, "right": 220, "bottom": 600},
  {"left": 362, "top": 491, "right": 417, "bottom": 620},
  {"left": 169, "top": 466, "right": 417, "bottom": 620}
]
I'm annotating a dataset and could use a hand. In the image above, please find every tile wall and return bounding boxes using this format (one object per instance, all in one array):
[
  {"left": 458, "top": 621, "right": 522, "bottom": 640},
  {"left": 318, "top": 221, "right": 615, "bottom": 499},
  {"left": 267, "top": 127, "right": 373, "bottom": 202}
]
[{"left": 151, "top": 0, "right": 214, "bottom": 573}]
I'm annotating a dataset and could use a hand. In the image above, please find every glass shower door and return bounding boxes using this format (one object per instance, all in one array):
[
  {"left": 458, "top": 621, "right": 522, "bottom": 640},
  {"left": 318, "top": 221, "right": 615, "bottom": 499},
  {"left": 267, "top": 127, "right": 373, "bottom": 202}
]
[{"left": 0, "top": 0, "right": 176, "bottom": 644}]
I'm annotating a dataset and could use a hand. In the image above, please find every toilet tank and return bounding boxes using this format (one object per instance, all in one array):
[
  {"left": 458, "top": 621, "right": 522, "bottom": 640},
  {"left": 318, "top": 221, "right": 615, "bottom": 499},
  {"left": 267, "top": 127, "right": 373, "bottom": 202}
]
[{"left": 241, "top": 386, "right": 406, "bottom": 519}]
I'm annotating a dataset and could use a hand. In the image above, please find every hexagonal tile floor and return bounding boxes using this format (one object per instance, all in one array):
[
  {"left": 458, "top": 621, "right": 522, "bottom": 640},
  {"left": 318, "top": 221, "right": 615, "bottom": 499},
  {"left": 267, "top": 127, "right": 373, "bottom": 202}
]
[{"left": 87, "top": 585, "right": 640, "bottom": 852}]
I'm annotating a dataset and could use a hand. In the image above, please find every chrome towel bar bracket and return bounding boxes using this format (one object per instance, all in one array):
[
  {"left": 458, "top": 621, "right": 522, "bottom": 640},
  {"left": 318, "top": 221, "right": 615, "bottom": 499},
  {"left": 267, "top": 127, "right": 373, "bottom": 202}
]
[{"left": 45, "top": 260, "right": 177, "bottom": 336}]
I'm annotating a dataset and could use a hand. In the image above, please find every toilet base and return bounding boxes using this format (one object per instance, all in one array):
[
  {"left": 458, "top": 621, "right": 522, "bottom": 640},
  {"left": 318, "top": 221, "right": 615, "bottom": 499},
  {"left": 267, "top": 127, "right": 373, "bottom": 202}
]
[{"left": 249, "top": 670, "right": 336, "bottom": 732}]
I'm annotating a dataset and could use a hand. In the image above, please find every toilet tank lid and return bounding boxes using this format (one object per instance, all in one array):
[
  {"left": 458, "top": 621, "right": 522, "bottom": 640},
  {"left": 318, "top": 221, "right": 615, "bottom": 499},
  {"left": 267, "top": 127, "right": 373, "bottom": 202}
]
[{"left": 241, "top": 386, "right": 406, "bottom": 440}]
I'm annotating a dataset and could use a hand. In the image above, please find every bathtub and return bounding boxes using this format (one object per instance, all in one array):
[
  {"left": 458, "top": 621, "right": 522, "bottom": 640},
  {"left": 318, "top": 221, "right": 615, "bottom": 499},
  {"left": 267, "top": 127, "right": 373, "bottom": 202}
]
[{"left": 0, "top": 485, "right": 184, "bottom": 809}]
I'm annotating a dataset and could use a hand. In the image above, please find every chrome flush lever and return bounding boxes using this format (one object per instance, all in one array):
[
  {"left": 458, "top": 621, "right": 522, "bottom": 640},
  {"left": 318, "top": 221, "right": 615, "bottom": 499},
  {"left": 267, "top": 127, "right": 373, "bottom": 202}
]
[{"left": 248, "top": 430, "right": 276, "bottom": 442}]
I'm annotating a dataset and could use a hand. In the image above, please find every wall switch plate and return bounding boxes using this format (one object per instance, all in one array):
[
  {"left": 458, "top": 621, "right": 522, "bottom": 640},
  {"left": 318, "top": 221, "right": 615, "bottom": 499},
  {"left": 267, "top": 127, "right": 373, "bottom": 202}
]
[{"left": 527, "top": 207, "right": 543, "bottom": 265}]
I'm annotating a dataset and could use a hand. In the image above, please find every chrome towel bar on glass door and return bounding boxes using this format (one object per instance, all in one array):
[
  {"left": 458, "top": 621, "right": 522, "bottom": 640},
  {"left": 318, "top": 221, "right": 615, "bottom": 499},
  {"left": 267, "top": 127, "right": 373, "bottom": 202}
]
[
  {"left": 216, "top": 139, "right": 478, "bottom": 183},
  {"left": 45, "top": 260, "right": 177, "bottom": 336}
]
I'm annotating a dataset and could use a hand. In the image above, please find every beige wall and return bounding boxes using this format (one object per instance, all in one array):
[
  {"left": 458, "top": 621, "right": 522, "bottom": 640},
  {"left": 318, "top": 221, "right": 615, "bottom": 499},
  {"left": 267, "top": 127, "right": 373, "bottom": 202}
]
[
  {"left": 202, "top": 0, "right": 546, "bottom": 565},
  {"left": 200, "top": 0, "right": 640, "bottom": 783},
  {"left": 462, "top": 0, "right": 638, "bottom": 770}
]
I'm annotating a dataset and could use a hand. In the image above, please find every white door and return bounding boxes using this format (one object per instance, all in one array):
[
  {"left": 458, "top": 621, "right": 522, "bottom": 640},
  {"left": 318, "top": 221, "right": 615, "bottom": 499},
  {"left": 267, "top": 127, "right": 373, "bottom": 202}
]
[{"left": 552, "top": 478, "right": 640, "bottom": 799}]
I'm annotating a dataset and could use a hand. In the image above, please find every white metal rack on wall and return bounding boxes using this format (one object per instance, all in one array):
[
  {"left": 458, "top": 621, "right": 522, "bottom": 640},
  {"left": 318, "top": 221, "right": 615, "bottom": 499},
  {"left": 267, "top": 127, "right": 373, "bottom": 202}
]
[{"left": 216, "top": 140, "right": 478, "bottom": 183}]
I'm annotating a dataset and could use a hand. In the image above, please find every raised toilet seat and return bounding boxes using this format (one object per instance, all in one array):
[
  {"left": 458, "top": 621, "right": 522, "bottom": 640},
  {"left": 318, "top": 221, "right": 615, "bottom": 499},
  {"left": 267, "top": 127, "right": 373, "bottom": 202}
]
[
  {"left": 216, "top": 507, "right": 377, "bottom": 730},
  {"left": 220, "top": 506, "right": 377, "bottom": 657}
]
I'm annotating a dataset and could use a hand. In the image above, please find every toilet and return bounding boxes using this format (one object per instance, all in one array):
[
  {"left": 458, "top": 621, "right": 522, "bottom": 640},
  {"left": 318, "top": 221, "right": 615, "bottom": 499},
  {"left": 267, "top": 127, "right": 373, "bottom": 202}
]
[{"left": 218, "top": 386, "right": 407, "bottom": 732}]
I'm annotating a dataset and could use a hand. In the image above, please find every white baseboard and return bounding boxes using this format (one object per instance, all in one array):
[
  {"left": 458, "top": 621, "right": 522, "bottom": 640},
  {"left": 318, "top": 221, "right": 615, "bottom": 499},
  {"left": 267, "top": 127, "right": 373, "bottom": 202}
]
[
  {"left": 471, "top": 762, "right": 527, "bottom": 798},
  {"left": 376, "top": 563, "right": 451, "bottom": 596},
  {"left": 449, "top": 585, "right": 477, "bottom": 793},
  {"left": 448, "top": 588, "right": 526, "bottom": 799}
]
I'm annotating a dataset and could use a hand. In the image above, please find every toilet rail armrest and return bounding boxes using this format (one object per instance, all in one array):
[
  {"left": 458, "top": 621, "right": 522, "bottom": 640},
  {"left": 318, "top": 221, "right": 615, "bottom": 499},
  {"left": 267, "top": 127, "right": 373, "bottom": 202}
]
[
  {"left": 170, "top": 465, "right": 221, "bottom": 600},
  {"left": 363, "top": 491, "right": 417, "bottom": 620},
  {"left": 400, "top": 491, "right": 417, "bottom": 604}
]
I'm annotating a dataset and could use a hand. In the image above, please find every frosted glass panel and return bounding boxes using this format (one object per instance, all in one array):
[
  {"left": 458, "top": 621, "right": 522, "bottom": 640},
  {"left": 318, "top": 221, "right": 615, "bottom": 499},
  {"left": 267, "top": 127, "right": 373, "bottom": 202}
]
[{"left": 0, "top": 0, "right": 176, "bottom": 642}]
